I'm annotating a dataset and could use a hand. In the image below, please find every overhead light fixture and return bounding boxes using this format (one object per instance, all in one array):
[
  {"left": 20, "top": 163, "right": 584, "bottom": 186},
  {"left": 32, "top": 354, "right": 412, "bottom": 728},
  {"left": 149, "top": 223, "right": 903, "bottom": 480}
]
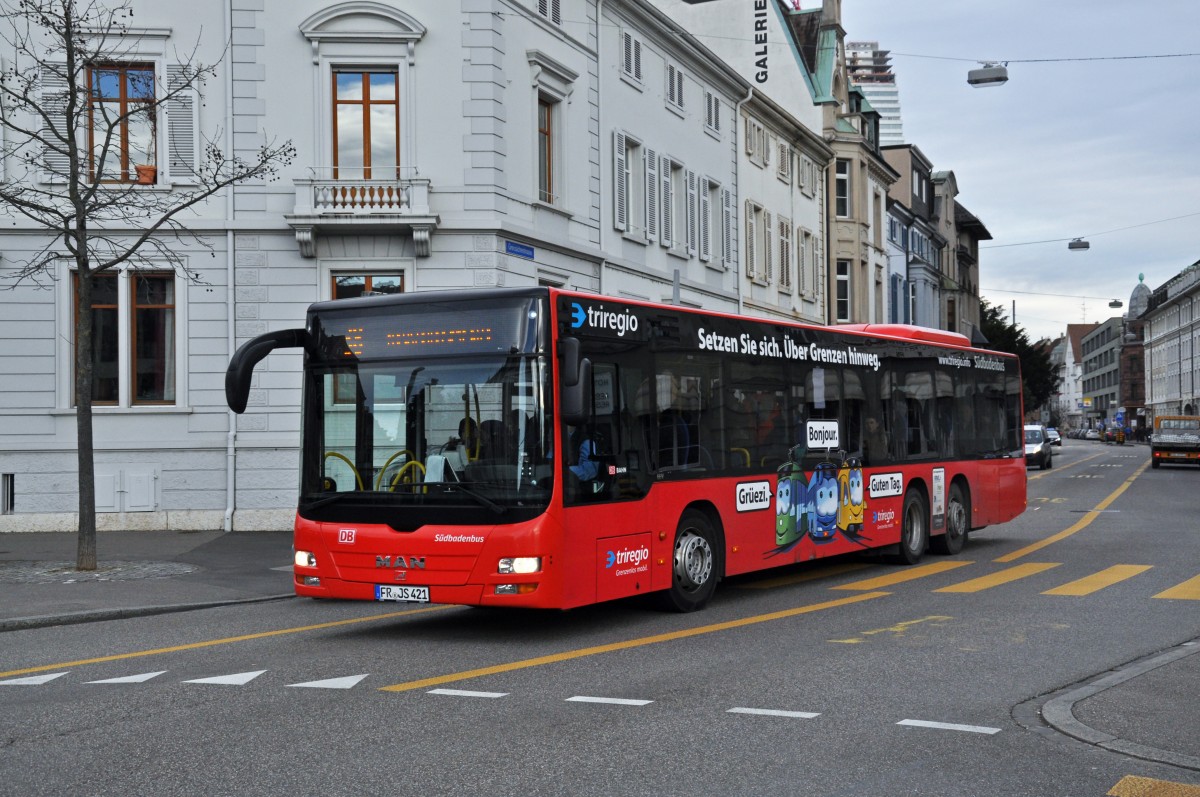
[
  {"left": 967, "top": 62, "right": 1008, "bottom": 87},
  {"left": 1109, "top": 300, "right": 1123, "bottom": 309},
  {"left": 1068, "top": 238, "right": 1090, "bottom": 251}
]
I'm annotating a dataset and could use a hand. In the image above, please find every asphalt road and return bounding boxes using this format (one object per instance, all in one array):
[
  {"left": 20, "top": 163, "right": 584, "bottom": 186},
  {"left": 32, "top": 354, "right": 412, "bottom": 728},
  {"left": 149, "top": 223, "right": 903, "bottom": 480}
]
[{"left": 2, "top": 440, "right": 1198, "bottom": 797}]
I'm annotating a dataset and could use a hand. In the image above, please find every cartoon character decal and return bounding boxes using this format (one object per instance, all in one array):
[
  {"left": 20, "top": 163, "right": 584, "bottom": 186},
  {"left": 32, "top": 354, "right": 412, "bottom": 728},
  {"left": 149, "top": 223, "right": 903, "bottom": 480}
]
[
  {"left": 765, "top": 445, "right": 873, "bottom": 559},
  {"left": 809, "top": 462, "right": 839, "bottom": 541},
  {"left": 837, "top": 457, "right": 866, "bottom": 535}
]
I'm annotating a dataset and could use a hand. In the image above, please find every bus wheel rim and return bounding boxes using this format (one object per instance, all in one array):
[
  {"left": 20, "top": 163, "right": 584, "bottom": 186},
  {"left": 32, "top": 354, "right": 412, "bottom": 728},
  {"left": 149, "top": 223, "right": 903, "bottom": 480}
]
[
  {"left": 674, "top": 530, "right": 713, "bottom": 592},
  {"left": 904, "top": 502, "right": 924, "bottom": 554}
]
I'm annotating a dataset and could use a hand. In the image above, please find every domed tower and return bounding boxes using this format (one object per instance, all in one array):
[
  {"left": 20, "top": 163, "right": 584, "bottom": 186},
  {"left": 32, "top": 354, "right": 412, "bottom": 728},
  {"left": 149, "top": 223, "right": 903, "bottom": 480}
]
[
  {"left": 1121, "top": 274, "right": 1150, "bottom": 438},
  {"left": 1128, "top": 273, "right": 1152, "bottom": 320}
]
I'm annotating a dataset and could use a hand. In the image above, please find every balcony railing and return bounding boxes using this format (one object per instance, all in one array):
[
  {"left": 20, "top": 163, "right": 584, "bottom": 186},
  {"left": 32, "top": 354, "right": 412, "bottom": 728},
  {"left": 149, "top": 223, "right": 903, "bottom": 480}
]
[{"left": 285, "top": 170, "right": 437, "bottom": 257}]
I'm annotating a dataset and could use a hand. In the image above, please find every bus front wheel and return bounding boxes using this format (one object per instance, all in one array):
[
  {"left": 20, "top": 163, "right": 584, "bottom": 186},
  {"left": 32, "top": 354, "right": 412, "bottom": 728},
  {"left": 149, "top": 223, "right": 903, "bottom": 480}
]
[
  {"left": 657, "top": 509, "right": 719, "bottom": 612},
  {"left": 892, "top": 489, "right": 928, "bottom": 565}
]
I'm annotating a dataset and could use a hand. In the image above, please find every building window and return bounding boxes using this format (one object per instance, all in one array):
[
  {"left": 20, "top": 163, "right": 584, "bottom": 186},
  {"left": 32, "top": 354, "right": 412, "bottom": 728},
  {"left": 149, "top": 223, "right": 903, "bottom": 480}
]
[
  {"left": 536, "top": 0, "right": 561, "bottom": 25},
  {"left": 745, "top": 201, "right": 772, "bottom": 284},
  {"left": 613, "top": 130, "right": 644, "bottom": 236},
  {"left": 74, "top": 271, "right": 176, "bottom": 405},
  {"left": 538, "top": 96, "right": 555, "bottom": 203},
  {"left": 666, "top": 63, "right": 685, "bottom": 111},
  {"left": 621, "top": 30, "right": 643, "bottom": 83},
  {"left": 836, "top": 260, "right": 851, "bottom": 322},
  {"left": 332, "top": 273, "right": 404, "bottom": 299},
  {"left": 909, "top": 279, "right": 918, "bottom": 325},
  {"left": 333, "top": 70, "right": 399, "bottom": 180},
  {"left": 835, "top": 159, "right": 851, "bottom": 218},
  {"left": 88, "top": 64, "right": 156, "bottom": 182},
  {"left": 777, "top": 217, "right": 793, "bottom": 290},
  {"left": 704, "top": 91, "right": 721, "bottom": 134}
]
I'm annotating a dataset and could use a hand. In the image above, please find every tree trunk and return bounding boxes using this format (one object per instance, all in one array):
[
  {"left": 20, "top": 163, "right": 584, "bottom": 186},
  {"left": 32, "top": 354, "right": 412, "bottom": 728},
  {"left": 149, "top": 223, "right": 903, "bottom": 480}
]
[{"left": 75, "top": 264, "right": 97, "bottom": 571}]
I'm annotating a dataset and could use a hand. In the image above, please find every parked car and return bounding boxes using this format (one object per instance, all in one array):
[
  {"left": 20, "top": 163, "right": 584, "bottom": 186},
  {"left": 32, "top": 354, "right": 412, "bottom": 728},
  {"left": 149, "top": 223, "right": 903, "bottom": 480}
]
[
  {"left": 1085, "top": 429, "right": 1101, "bottom": 441},
  {"left": 1046, "top": 427, "right": 1062, "bottom": 446},
  {"left": 1024, "top": 424, "right": 1053, "bottom": 469}
]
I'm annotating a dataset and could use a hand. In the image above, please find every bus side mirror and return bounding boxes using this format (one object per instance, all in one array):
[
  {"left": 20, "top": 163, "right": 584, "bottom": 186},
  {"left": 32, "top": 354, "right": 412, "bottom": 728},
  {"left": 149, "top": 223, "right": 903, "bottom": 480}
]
[
  {"left": 225, "top": 328, "right": 308, "bottom": 414},
  {"left": 558, "top": 337, "right": 591, "bottom": 426}
]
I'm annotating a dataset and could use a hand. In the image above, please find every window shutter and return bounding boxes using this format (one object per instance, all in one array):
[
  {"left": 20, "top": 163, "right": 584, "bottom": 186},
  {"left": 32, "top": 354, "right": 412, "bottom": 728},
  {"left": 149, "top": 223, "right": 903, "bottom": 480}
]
[
  {"left": 166, "top": 65, "right": 199, "bottom": 184},
  {"left": 667, "top": 64, "right": 677, "bottom": 105},
  {"left": 763, "top": 210, "right": 773, "bottom": 284},
  {"left": 645, "top": 147, "right": 658, "bottom": 239},
  {"left": 778, "top": 219, "right": 792, "bottom": 289},
  {"left": 699, "top": 182, "right": 711, "bottom": 262},
  {"left": 39, "top": 63, "right": 71, "bottom": 183},
  {"left": 722, "top": 188, "right": 734, "bottom": 268},
  {"left": 613, "top": 130, "right": 627, "bottom": 231},
  {"left": 633, "top": 38, "right": 642, "bottom": 81},
  {"left": 674, "top": 69, "right": 684, "bottom": 109},
  {"left": 686, "top": 170, "right": 698, "bottom": 257},
  {"left": 744, "top": 201, "right": 756, "bottom": 279},
  {"left": 660, "top": 154, "right": 672, "bottom": 247},
  {"left": 744, "top": 116, "right": 755, "bottom": 155},
  {"left": 622, "top": 31, "right": 633, "bottom": 77}
]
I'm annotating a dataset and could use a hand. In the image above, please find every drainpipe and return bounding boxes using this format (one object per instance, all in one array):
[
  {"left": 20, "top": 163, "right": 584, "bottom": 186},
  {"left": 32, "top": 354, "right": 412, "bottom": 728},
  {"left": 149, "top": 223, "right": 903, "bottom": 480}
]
[
  {"left": 223, "top": 0, "right": 237, "bottom": 532},
  {"left": 734, "top": 86, "right": 753, "bottom": 316}
]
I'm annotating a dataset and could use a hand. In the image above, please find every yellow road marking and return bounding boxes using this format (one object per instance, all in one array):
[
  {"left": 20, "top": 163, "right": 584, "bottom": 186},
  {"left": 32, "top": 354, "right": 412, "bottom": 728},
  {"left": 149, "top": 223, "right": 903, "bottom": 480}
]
[
  {"left": 935, "top": 562, "right": 1060, "bottom": 593},
  {"left": 1109, "top": 774, "right": 1200, "bottom": 796},
  {"left": 379, "top": 591, "right": 890, "bottom": 693},
  {"left": 998, "top": 459, "right": 1151, "bottom": 563},
  {"left": 1041, "top": 565, "right": 1153, "bottom": 596},
  {"left": 829, "top": 614, "right": 952, "bottom": 644},
  {"left": 739, "top": 561, "right": 869, "bottom": 589},
  {"left": 0, "top": 605, "right": 453, "bottom": 679},
  {"left": 1027, "top": 449, "right": 1105, "bottom": 480},
  {"left": 1154, "top": 574, "right": 1200, "bottom": 601},
  {"left": 831, "top": 560, "right": 974, "bottom": 591}
]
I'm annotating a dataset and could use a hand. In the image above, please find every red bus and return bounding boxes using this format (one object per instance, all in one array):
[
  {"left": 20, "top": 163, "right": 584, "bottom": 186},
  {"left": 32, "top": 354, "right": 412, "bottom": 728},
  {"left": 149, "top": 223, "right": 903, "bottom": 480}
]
[{"left": 225, "top": 287, "right": 1026, "bottom": 611}]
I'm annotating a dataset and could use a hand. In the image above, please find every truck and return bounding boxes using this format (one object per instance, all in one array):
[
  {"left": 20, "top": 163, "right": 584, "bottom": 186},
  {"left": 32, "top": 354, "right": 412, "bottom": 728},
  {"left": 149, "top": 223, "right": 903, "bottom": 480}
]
[{"left": 1149, "top": 415, "right": 1200, "bottom": 468}]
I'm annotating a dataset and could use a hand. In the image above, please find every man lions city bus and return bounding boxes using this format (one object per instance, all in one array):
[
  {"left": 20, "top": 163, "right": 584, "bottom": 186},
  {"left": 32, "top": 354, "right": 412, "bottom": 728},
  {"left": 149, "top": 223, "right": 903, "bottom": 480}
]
[{"left": 226, "top": 287, "right": 1026, "bottom": 612}]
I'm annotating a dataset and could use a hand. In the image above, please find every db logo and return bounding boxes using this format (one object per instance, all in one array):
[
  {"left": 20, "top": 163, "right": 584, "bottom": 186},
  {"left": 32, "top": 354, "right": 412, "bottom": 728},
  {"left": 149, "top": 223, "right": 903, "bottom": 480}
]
[{"left": 337, "top": 528, "right": 356, "bottom": 544}]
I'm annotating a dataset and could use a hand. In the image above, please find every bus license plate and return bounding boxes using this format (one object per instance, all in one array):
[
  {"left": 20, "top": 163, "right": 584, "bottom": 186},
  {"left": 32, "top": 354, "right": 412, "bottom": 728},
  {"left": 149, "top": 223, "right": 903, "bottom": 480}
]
[{"left": 375, "top": 585, "right": 430, "bottom": 603}]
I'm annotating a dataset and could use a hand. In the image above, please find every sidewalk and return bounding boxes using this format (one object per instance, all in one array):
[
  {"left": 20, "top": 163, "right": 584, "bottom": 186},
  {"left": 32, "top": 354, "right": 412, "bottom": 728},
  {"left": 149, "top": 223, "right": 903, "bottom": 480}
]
[
  {"left": 1, "top": 528, "right": 1197, "bottom": 774},
  {"left": 0, "top": 529, "right": 294, "bottom": 632}
]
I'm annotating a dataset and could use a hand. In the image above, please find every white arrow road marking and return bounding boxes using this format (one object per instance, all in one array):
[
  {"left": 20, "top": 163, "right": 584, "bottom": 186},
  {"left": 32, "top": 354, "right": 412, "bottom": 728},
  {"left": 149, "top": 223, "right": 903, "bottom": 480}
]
[
  {"left": 288, "top": 675, "right": 370, "bottom": 690},
  {"left": 182, "top": 670, "right": 267, "bottom": 686},
  {"left": 566, "top": 696, "right": 653, "bottom": 706},
  {"left": 427, "top": 688, "right": 509, "bottom": 698},
  {"left": 727, "top": 707, "right": 821, "bottom": 719},
  {"left": 87, "top": 671, "right": 167, "bottom": 684},
  {"left": 897, "top": 719, "right": 1001, "bottom": 735},
  {"left": 0, "top": 672, "right": 69, "bottom": 686}
]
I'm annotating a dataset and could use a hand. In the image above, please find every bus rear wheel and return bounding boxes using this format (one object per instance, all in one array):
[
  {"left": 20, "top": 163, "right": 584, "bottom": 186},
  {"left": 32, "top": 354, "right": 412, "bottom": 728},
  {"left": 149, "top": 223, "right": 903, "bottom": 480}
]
[
  {"left": 657, "top": 509, "right": 719, "bottom": 612},
  {"left": 931, "top": 482, "right": 968, "bottom": 555},
  {"left": 892, "top": 489, "right": 928, "bottom": 565}
]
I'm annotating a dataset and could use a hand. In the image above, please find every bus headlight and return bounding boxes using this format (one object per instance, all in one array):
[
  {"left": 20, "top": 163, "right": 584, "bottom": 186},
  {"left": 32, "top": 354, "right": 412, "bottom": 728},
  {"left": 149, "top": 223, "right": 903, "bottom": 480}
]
[
  {"left": 498, "top": 556, "right": 541, "bottom": 574},
  {"left": 294, "top": 550, "right": 317, "bottom": 568}
]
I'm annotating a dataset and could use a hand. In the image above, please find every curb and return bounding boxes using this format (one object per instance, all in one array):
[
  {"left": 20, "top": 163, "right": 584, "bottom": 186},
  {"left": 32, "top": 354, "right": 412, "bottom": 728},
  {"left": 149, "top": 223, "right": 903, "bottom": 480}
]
[
  {"left": 0, "top": 593, "right": 296, "bottom": 633},
  {"left": 1032, "top": 640, "right": 1200, "bottom": 772}
]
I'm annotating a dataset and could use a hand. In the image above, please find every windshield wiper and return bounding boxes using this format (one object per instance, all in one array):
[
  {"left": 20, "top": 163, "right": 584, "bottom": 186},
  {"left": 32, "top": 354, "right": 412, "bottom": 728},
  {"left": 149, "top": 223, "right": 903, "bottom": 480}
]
[
  {"left": 300, "top": 492, "right": 350, "bottom": 511},
  {"left": 422, "top": 481, "right": 507, "bottom": 515}
]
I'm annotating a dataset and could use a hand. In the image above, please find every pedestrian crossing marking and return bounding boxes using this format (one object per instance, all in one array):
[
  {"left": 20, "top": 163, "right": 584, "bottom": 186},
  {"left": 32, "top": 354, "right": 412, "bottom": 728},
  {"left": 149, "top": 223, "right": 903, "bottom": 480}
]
[
  {"left": 182, "top": 670, "right": 267, "bottom": 686},
  {"left": 831, "top": 560, "right": 974, "bottom": 591},
  {"left": 288, "top": 674, "right": 370, "bottom": 690},
  {"left": 1154, "top": 574, "right": 1200, "bottom": 601},
  {"left": 934, "top": 562, "right": 1060, "bottom": 593},
  {"left": 86, "top": 671, "right": 167, "bottom": 684},
  {"left": 1042, "top": 565, "right": 1153, "bottom": 596},
  {"left": 0, "top": 672, "right": 68, "bottom": 686}
]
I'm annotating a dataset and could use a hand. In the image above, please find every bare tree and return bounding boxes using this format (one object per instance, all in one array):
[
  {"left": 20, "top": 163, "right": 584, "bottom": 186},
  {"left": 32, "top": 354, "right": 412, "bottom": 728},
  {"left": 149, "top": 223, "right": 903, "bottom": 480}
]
[{"left": 0, "top": 0, "right": 295, "bottom": 569}]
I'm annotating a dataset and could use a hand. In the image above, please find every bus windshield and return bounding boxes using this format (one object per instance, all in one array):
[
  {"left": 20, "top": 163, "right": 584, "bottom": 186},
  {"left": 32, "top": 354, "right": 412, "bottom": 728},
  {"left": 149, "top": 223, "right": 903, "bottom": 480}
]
[{"left": 300, "top": 354, "right": 553, "bottom": 515}]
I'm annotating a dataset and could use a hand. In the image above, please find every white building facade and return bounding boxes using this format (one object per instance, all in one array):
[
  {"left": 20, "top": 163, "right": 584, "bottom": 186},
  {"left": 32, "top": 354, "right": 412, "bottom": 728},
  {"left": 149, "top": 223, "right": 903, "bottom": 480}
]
[
  {"left": 1144, "top": 261, "right": 1200, "bottom": 418},
  {"left": 0, "top": 0, "right": 833, "bottom": 531}
]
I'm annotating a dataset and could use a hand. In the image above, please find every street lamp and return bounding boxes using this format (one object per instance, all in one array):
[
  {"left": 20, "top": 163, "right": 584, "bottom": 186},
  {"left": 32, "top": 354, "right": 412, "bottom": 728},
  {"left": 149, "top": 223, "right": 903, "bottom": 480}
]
[
  {"left": 1068, "top": 238, "right": 1090, "bottom": 251},
  {"left": 967, "top": 62, "right": 1009, "bottom": 87}
]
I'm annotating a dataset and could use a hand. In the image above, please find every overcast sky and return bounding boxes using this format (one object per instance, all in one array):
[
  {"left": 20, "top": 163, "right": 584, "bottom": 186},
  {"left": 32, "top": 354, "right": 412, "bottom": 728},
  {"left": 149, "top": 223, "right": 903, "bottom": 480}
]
[{"left": 838, "top": 0, "right": 1200, "bottom": 343}]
